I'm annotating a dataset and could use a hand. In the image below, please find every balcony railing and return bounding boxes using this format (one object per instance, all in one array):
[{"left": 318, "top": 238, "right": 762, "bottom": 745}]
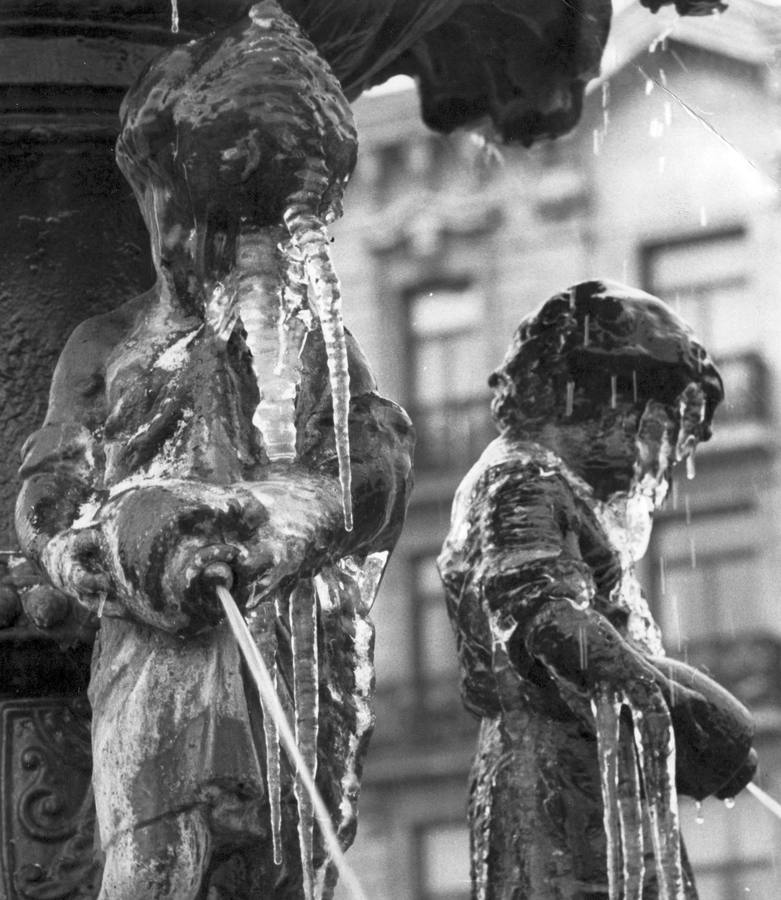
[{"left": 410, "top": 396, "right": 494, "bottom": 472}]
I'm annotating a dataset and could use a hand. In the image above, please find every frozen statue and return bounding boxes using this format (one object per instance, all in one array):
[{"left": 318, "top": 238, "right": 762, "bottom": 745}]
[
  {"left": 14, "top": 2, "right": 413, "bottom": 898},
  {"left": 438, "top": 281, "right": 757, "bottom": 900}
]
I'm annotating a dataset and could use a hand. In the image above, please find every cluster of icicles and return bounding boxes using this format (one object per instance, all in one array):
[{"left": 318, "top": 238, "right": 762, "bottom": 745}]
[
  {"left": 587, "top": 388, "right": 707, "bottom": 900},
  {"left": 218, "top": 553, "right": 386, "bottom": 900}
]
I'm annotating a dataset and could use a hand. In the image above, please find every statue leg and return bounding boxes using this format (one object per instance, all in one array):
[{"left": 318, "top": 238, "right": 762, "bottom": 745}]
[{"left": 98, "top": 808, "right": 212, "bottom": 900}]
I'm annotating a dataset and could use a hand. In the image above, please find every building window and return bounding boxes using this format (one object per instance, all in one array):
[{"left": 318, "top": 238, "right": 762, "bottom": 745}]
[
  {"left": 406, "top": 281, "right": 491, "bottom": 470},
  {"left": 411, "top": 553, "right": 460, "bottom": 712},
  {"left": 647, "top": 504, "right": 760, "bottom": 658},
  {"left": 643, "top": 227, "right": 751, "bottom": 356},
  {"left": 642, "top": 227, "right": 774, "bottom": 425},
  {"left": 416, "top": 820, "right": 471, "bottom": 900}
]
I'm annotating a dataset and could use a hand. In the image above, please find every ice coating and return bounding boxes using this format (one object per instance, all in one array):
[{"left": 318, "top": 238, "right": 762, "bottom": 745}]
[
  {"left": 235, "top": 229, "right": 309, "bottom": 460},
  {"left": 440, "top": 282, "right": 755, "bottom": 898}
]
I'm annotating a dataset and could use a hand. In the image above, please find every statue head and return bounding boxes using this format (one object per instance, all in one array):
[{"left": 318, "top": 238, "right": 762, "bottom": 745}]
[
  {"left": 489, "top": 279, "right": 723, "bottom": 499},
  {"left": 115, "top": 0, "right": 357, "bottom": 281}
]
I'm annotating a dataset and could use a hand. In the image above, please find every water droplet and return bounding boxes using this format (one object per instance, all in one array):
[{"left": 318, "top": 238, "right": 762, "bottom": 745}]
[
  {"left": 645, "top": 78, "right": 655, "bottom": 96},
  {"left": 696, "top": 802, "right": 704, "bottom": 825},
  {"left": 686, "top": 454, "right": 696, "bottom": 480},
  {"left": 170, "top": 0, "right": 179, "bottom": 33},
  {"left": 610, "top": 374, "right": 618, "bottom": 409},
  {"left": 584, "top": 313, "right": 590, "bottom": 346},
  {"left": 649, "top": 118, "right": 664, "bottom": 138},
  {"left": 699, "top": 205, "right": 709, "bottom": 227},
  {"left": 725, "top": 797, "right": 736, "bottom": 809},
  {"left": 632, "top": 369, "right": 638, "bottom": 402}
]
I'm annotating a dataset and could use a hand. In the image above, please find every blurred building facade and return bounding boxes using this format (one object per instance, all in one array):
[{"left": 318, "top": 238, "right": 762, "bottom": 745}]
[{"left": 332, "top": 3, "right": 781, "bottom": 897}]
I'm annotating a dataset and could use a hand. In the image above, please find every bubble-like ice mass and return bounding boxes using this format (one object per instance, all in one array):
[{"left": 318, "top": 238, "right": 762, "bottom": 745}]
[{"left": 439, "top": 280, "right": 757, "bottom": 899}]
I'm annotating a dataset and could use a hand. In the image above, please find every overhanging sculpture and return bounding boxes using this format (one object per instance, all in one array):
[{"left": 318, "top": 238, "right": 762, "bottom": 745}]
[
  {"left": 14, "top": 3, "right": 413, "bottom": 897},
  {"left": 438, "top": 281, "right": 757, "bottom": 899}
]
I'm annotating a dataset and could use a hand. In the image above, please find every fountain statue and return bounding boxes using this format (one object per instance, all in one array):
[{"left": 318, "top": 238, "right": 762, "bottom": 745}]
[
  {"left": 438, "top": 281, "right": 757, "bottom": 899},
  {"left": 14, "top": 3, "right": 413, "bottom": 897},
  {"left": 0, "top": 0, "right": 736, "bottom": 896}
]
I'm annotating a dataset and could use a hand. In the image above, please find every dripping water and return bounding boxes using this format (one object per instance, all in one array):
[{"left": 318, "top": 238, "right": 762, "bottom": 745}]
[{"left": 170, "top": 0, "right": 179, "bottom": 33}]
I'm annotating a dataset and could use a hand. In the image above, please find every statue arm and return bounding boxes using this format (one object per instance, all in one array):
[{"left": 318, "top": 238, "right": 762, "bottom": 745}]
[
  {"left": 16, "top": 315, "right": 113, "bottom": 565},
  {"left": 440, "top": 459, "right": 665, "bottom": 708}
]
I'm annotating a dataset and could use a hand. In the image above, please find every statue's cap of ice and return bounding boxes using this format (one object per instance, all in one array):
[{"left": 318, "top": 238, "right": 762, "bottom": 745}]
[{"left": 489, "top": 279, "right": 724, "bottom": 436}]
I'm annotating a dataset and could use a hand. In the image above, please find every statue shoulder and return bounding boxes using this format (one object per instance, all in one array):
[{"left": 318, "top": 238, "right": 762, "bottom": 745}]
[{"left": 47, "top": 292, "right": 151, "bottom": 424}]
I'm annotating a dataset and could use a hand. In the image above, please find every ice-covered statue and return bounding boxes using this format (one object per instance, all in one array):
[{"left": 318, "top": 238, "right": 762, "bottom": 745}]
[
  {"left": 438, "top": 281, "right": 757, "bottom": 900},
  {"left": 14, "top": 3, "right": 413, "bottom": 898}
]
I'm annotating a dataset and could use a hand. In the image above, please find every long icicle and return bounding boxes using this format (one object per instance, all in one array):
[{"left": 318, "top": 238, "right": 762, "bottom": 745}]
[
  {"left": 284, "top": 161, "right": 353, "bottom": 531},
  {"left": 616, "top": 705, "right": 645, "bottom": 900},
  {"left": 629, "top": 701, "right": 684, "bottom": 900},
  {"left": 290, "top": 580, "right": 320, "bottom": 900},
  {"left": 593, "top": 691, "right": 623, "bottom": 900},
  {"left": 216, "top": 585, "right": 368, "bottom": 900},
  {"left": 251, "top": 596, "right": 283, "bottom": 865}
]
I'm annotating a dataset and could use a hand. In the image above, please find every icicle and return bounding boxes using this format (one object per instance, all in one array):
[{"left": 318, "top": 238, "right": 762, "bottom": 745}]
[
  {"left": 235, "top": 228, "right": 307, "bottom": 461},
  {"left": 284, "top": 162, "right": 353, "bottom": 531},
  {"left": 290, "top": 580, "right": 320, "bottom": 900},
  {"left": 617, "top": 730, "right": 645, "bottom": 900},
  {"left": 251, "top": 596, "right": 283, "bottom": 865},
  {"left": 170, "top": 0, "right": 179, "bottom": 33},
  {"left": 628, "top": 699, "right": 684, "bottom": 900},
  {"left": 578, "top": 625, "right": 588, "bottom": 670},
  {"left": 593, "top": 692, "right": 623, "bottom": 900}
]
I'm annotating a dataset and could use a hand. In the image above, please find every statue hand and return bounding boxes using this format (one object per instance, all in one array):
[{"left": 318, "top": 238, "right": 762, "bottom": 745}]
[{"left": 41, "top": 527, "right": 112, "bottom": 609}]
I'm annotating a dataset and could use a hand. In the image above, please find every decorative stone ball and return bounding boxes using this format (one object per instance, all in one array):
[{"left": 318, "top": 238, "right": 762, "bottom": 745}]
[
  {"left": 0, "top": 583, "right": 21, "bottom": 628},
  {"left": 22, "top": 585, "right": 71, "bottom": 629}
]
